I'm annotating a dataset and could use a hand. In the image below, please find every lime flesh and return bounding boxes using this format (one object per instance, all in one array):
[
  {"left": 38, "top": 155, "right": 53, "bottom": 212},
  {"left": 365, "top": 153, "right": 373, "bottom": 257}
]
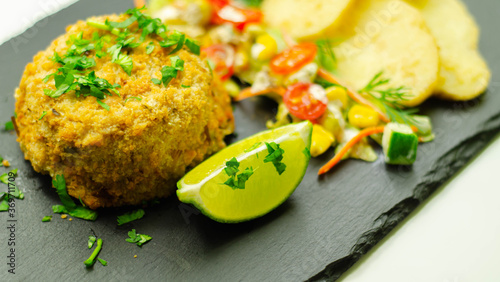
[{"left": 177, "top": 121, "right": 313, "bottom": 223}]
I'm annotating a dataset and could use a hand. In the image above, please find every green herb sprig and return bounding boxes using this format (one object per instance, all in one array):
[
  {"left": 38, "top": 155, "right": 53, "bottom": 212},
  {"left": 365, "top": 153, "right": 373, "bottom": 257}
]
[
  {"left": 88, "top": 236, "right": 97, "bottom": 249},
  {"left": 42, "top": 216, "right": 52, "bottom": 222},
  {"left": 126, "top": 229, "right": 152, "bottom": 247},
  {"left": 51, "top": 175, "right": 98, "bottom": 221},
  {"left": 38, "top": 111, "right": 48, "bottom": 120},
  {"left": 223, "top": 157, "right": 254, "bottom": 190},
  {"left": 0, "top": 169, "right": 24, "bottom": 212},
  {"left": 264, "top": 142, "right": 286, "bottom": 175},
  {"left": 360, "top": 71, "right": 422, "bottom": 129},
  {"left": 84, "top": 238, "right": 103, "bottom": 267},
  {"left": 4, "top": 121, "right": 14, "bottom": 131},
  {"left": 152, "top": 56, "right": 185, "bottom": 87},
  {"left": 117, "top": 209, "right": 145, "bottom": 226}
]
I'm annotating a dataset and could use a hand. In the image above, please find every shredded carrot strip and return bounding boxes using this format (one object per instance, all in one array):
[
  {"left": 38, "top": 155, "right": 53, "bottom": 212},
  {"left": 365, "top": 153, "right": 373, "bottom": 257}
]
[
  {"left": 317, "top": 69, "right": 391, "bottom": 123},
  {"left": 318, "top": 126, "right": 386, "bottom": 175},
  {"left": 234, "top": 87, "right": 286, "bottom": 101},
  {"left": 280, "top": 29, "right": 297, "bottom": 48},
  {"left": 134, "top": 0, "right": 146, "bottom": 8}
]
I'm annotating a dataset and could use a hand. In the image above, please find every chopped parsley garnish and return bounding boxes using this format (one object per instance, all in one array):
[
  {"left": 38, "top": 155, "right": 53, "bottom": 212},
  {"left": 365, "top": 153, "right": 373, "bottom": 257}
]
[
  {"left": 84, "top": 237, "right": 103, "bottom": 267},
  {"left": 4, "top": 121, "right": 14, "bottom": 131},
  {"left": 88, "top": 235, "right": 97, "bottom": 249},
  {"left": 114, "top": 52, "right": 133, "bottom": 75},
  {"left": 153, "top": 56, "right": 185, "bottom": 87},
  {"left": 39, "top": 111, "right": 48, "bottom": 120},
  {"left": 42, "top": 216, "right": 52, "bottom": 222},
  {"left": 66, "top": 32, "right": 95, "bottom": 55},
  {"left": 117, "top": 209, "right": 145, "bottom": 225},
  {"left": 0, "top": 169, "right": 24, "bottom": 201},
  {"left": 222, "top": 157, "right": 254, "bottom": 190},
  {"left": 170, "top": 55, "right": 185, "bottom": 71},
  {"left": 50, "top": 51, "right": 96, "bottom": 70},
  {"left": 160, "top": 66, "right": 178, "bottom": 85},
  {"left": 185, "top": 38, "right": 200, "bottom": 55},
  {"left": 264, "top": 142, "right": 286, "bottom": 175},
  {"left": 98, "top": 258, "right": 108, "bottom": 266},
  {"left": 92, "top": 32, "right": 109, "bottom": 58},
  {"left": 0, "top": 169, "right": 23, "bottom": 211},
  {"left": 124, "top": 7, "right": 168, "bottom": 41},
  {"left": 126, "top": 229, "right": 152, "bottom": 247},
  {"left": 0, "top": 195, "right": 8, "bottom": 211},
  {"left": 181, "top": 84, "right": 191, "bottom": 88},
  {"left": 96, "top": 100, "right": 110, "bottom": 111},
  {"left": 124, "top": 96, "right": 142, "bottom": 103},
  {"left": 92, "top": 7, "right": 171, "bottom": 45},
  {"left": 146, "top": 42, "right": 155, "bottom": 54},
  {"left": 0, "top": 168, "right": 17, "bottom": 183},
  {"left": 302, "top": 147, "right": 311, "bottom": 159},
  {"left": 244, "top": 142, "right": 262, "bottom": 153},
  {"left": 42, "top": 7, "right": 200, "bottom": 108},
  {"left": 224, "top": 157, "right": 240, "bottom": 177},
  {"left": 159, "top": 30, "right": 185, "bottom": 50},
  {"left": 107, "top": 33, "right": 139, "bottom": 75},
  {"left": 43, "top": 60, "right": 120, "bottom": 109},
  {"left": 52, "top": 175, "right": 98, "bottom": 221}
]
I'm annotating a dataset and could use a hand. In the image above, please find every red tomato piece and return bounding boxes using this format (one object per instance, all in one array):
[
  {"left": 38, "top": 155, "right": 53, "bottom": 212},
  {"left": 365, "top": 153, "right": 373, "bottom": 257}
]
[
  {"left": 270, "top": 43, "right": 318, "bottom": 75},
  {"left": 283, "top": 83, "right": 327, "bottom": 121},
  {"left": 202, "top": 44, "right": 235, "bottom": 81},
  {"left": 207, "top": 1, "right": 263, "bottom": 30}
]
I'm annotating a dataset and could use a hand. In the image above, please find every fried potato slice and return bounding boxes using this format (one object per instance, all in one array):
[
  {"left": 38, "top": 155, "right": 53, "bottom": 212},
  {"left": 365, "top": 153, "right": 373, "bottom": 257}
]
[
  {"left": 262, "top": 0, "right": 354, "bottom": 41},
  {"left": 332, "top": 0, "right": 439, "bottom": 107},
  {"left": 404, "top": 0, "right": 491, "bottom": 101}
]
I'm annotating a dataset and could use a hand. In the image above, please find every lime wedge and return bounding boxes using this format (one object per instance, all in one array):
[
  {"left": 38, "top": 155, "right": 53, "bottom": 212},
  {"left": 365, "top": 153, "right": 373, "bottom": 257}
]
[{"left": 177, "top": 121, "right": 313, "bottom": 223}]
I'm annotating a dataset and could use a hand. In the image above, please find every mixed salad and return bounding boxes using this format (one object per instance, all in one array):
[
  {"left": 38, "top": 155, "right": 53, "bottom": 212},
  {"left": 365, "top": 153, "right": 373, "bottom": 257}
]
[{"left": 146, "top": 0, "right": 432, "bottom": 174}]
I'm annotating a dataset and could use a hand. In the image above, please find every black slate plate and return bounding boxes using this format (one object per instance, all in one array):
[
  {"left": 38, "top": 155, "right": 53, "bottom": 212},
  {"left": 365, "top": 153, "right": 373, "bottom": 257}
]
[{"left": 0, "top": 0, "right": 499, "bottom": 281}]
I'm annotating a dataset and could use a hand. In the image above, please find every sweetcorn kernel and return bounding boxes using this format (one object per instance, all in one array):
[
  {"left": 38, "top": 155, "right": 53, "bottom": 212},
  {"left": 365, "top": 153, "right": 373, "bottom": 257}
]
[
  {"left": 252, "top": 34, "right": 277, "bottom": 61},
  {"left": 325, "top": 86, "right": 348, "bottom": 108},
  {"left": 310, "top": 124, "right": 335, "bottom": 157},
  {"left": 348, "top": 104, "right": 380, "bottom": 128}
]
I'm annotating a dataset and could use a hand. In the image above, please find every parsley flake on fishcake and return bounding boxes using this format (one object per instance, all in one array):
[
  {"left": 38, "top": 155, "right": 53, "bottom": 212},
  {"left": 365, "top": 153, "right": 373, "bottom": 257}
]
[{"left": 14, "top": 11, "right": 234, "bottom": 209}]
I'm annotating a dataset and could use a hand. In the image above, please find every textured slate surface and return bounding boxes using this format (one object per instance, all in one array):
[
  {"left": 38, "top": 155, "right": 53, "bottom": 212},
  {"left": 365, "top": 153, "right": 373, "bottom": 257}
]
[{"left": 0, "top": 0, "right": 499, "bottom": 281}]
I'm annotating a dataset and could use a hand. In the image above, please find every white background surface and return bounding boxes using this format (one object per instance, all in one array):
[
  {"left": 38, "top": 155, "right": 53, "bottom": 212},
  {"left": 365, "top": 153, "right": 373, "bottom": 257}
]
[{"left": 1, "top": 1, "right": 500, "bottom": 281}]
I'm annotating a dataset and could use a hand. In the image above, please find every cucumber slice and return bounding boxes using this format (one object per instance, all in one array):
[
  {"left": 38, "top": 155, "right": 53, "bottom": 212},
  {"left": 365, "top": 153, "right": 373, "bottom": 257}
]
[{"left": 382, "top": 123, "right": 418, "bottom": 165}]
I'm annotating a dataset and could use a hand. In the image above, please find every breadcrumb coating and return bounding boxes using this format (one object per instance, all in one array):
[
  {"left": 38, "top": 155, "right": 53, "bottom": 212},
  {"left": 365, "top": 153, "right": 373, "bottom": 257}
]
[{"left": 14, "top": 15, "right": 234, "bottom": 209}]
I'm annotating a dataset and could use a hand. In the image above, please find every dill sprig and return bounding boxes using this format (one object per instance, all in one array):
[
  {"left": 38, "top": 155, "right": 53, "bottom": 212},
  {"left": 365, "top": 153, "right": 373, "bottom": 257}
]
[
  {"left": 360, "top": 71, "right": 422, "bottom": 129},
  {"left": 360, "top": 71, "right": 409, "bottom": 105}
]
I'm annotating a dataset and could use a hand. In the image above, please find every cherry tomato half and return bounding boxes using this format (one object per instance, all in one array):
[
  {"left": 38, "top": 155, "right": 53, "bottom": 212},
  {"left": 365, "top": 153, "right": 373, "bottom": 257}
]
[
  {"left": 270, "top": 43, "right": 318, "bottom": 75},
  {"left": 207, "top": 0, "right": 263, "bottom": 30},
  {"left": 283, "top": 83, "right": 327, "bottom": 121},
  {"left": 202, "top": 44, "right": 235, "bottom": 81}
]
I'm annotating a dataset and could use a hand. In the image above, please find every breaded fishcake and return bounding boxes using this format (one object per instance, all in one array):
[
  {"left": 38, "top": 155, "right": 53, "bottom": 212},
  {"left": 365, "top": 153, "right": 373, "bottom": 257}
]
[{"left": 14, "top": 15, "right": 234, "bottom": 209}]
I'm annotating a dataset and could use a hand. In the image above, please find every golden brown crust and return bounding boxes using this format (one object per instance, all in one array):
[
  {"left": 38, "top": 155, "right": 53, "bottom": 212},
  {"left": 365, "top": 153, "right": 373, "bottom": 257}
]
[{"left": 15, "top": 14, "right": 234, "bottom": 209}]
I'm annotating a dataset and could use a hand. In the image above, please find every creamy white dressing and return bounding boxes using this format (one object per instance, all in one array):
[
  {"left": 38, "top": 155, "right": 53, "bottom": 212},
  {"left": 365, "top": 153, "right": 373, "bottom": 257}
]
[{"left": 284, "top": 62, "right": 318, "bottom": 86}]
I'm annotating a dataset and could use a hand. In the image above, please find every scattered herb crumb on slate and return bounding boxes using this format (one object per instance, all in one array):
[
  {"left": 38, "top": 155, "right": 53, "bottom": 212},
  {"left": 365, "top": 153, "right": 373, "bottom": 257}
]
[{"left": 117, "top": 209, "right": 145, "bottom": 225}]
